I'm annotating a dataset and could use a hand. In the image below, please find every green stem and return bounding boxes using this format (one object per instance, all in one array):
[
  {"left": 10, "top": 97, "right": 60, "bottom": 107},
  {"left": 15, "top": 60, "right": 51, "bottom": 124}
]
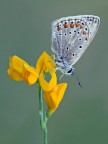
[
  {"left": 43, "top": 115, "right": 48, "bottom": 144},
  {"left": 38, "top": 84, "right": 43, "bottom": 129},
  {"left": 44, "top": 123, "right": 47, "bottom": 144},
  {"left": 38, "top": 84, "right": 48, "bottom": 144}
]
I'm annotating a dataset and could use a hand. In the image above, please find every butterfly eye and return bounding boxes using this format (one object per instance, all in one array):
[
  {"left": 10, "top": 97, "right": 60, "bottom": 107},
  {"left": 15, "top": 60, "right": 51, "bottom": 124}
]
[
  {"left": 72, "top": 53, "right": 75, "bottom": 56},
  {"left": 67, "top": 69, "right": 72, "bottom": 73}
]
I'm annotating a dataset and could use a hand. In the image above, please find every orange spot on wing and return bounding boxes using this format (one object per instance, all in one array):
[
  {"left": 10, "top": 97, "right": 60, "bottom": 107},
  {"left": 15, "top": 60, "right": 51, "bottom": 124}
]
[
  {"left": 80, "top": 25, "right": 84, "bottom": 29},
  {"left": 63, "top": 23, "right": 68, "bottom": 28},
  {"left": 70, "top": 23, "right": 74, "bottom": 28},
  {"left": 56, "top": 26, "right": 61, "bottom": 31},
  {"left": 75, "top": 23, "right": 80, "bottom": 27},
  {"left": 83, "top": 31, "right": 87, "bottom": 35}
]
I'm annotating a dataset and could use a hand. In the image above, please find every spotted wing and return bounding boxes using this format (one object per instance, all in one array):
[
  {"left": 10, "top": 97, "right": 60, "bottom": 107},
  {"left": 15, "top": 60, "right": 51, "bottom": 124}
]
[{"left": 51, "top": 15, "right": 100, "bottom": 65}]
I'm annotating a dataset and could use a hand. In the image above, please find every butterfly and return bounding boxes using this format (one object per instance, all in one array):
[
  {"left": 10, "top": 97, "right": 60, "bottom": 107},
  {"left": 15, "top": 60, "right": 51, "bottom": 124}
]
[{"left": 51, "top": 15, "right": 100, "bottom": 77}]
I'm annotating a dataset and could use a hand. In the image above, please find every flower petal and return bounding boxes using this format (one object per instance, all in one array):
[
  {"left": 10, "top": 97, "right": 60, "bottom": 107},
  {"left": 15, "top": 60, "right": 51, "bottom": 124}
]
[
  {"left": 9, "top": 55, "right": 28, "bottom": 74},
  {"left": 36, "top": 51, "right": 56, "bottom": 74},
  {"left": 7, "top": 68, "right": 22, "bottom": 81},
  {"left": 44, "top": 83, "right": 67, "bottom": 112},
  {"left": 7, "top": 56, "right": 38, "bottom": 85},
  {"left": 22, "top": 64, "right": 39, "bottom": 85},
  {"left": 39, "top": 71, "right": 57, "bottom": 92}
]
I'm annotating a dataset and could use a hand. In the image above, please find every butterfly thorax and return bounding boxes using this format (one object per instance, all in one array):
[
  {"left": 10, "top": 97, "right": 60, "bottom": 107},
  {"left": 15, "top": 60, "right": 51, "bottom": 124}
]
[{"left": 55, "top": 56, "right": 75, "bottom": 76}]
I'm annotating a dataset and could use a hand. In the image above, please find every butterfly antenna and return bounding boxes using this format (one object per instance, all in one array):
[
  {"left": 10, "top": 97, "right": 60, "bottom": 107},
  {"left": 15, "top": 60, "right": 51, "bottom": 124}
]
[{"left": 75, "top": 72, "right": 82, "bottom": 88}]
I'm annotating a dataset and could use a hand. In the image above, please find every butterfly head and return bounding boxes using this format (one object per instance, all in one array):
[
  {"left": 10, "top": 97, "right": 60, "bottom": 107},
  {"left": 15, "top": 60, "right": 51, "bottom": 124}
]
[
  {"left": 66, "top": 67, "right": 75, "bottom": 75},
  {"left": 57, "top": 66, "right": 75, "bottom": 76}
]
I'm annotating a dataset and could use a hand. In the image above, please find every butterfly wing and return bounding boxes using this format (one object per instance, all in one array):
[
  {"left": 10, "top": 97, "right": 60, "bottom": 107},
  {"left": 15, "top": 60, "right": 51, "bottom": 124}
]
[{"left": 51, "top": 15, "right": 100, "bottom": 65}]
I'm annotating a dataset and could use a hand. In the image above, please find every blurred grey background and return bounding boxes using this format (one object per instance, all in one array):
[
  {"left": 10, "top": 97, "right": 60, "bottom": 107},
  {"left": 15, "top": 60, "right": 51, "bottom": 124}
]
[{"left": 0, "top": 0, "right": 108, "bottom": 144}]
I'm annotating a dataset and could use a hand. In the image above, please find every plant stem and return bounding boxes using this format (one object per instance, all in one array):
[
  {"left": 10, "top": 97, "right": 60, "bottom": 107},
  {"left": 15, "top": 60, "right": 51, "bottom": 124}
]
[
  {"left": 38, "top": 84, "right": 43, "bottom": 129},
  {"left": 44, "top": 124, "right": 47, "bottom": 144},
  {"left": 38, "top": 84, "right": 48, "bottom": 144},
  {"left": 43, "top": 115, "right": 48, "bottom": 144}
]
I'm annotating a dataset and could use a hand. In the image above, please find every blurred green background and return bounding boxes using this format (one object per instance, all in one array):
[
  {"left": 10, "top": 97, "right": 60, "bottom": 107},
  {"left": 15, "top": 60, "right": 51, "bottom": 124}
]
[{"left": 0, "top": 0, "right": 108, "bottom": 144}]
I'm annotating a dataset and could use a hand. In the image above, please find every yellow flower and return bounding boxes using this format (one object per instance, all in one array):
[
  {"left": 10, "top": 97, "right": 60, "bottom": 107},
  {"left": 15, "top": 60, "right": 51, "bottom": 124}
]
[
  {"left": 36, "top": 51, "right": 57, "bottom": 91},
  {"left": 44, "top": 83, "right": 67, "bottom": 114},
  {"left": 7, "top": 52, "right": 68, "bottom": 116},
  {"left": 7, "top": 55, "right": 39, "bottom": 85}
]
